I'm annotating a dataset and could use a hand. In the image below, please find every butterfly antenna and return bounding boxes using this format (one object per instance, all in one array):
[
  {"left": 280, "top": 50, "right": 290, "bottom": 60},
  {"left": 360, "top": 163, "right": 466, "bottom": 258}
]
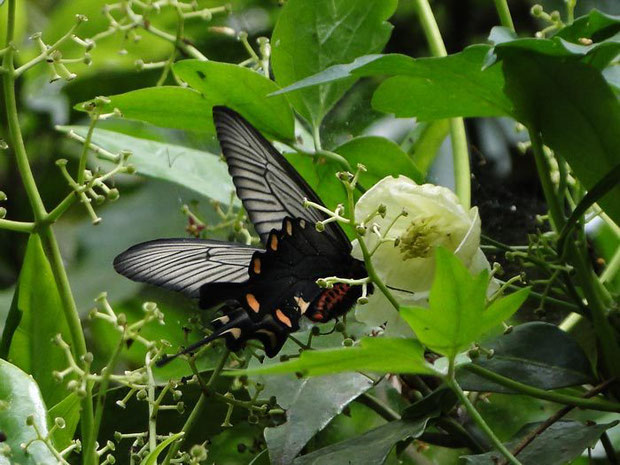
[{"left": 385, "top": 284, "right": 416, "bottom": 296}]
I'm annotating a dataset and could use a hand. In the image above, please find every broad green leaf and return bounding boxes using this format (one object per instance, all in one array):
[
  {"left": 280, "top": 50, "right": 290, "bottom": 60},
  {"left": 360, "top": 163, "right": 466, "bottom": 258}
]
[
  {"left": 57, "top": 126, "right": 236, "bottom": 205},
  {"left": 0, "top": 283, "right": 21, "bottom": 359},
  {"left": 237, "top": 338, "right": 436, "bottom": 377},
  {"left": 457, "top": 322, "right": 594, "bottom": 393},
  {"left": 140, "top": 432, "right": 184, "bottom": 465},
  {"left": 173, "top": 60, "right": 295, "bottom": 141},
  {"left": 5, "top": 234, "right": 73, "bottom": 408},
  {"left": 334, "top": 136, "right": 424, "bottom": 185},
  {"left": 284, "top": 153, "right": 346, "bottom": 214},
  {"left": 0, "top": 359, "right": 57, "bottom": 465},
  {"left": 461, "top": 420, "right": 618, "bottom": 465},
  {"left": 271, "top": 0, "right": 397, "bottom": 127},
  {"left": 555, "top": 9, "right": 620, "bottom": 42},
  {"left": 401, "top": 248, "right": 528, "bottom": 360},
  {"left": 496, "top": 48, "right": 620, "bottom": 225},
  {"left": 48, "top": 393, "right": 80, "bottom": 452},
  {"left": 293, "top": 418, "right": 431, "bottom": 465},
  {"left": 401, "top": 386, "right": 457, "bottom": 421},
  {"left": 372, "top": 46, "right": 512, "bottom": 120},
  {"left": 76, "top": 87, "right": 213, "bottom": 133},
  {"left": 264, "top": 373, "right": 373, "bottom": 465},
  {"left": 273, "top": 46, "right": 512, "bottom": 121}
]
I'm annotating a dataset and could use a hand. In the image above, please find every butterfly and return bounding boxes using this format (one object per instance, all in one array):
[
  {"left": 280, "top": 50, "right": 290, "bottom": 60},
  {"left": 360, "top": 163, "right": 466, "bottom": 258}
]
[{"left": 113, "top": 107, "right": 372, "bottom": 364}]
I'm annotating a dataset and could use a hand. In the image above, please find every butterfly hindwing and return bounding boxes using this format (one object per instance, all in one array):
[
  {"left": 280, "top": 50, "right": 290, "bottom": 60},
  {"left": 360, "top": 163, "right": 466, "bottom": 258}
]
[{"left": 113, "top": 239, "right": 260, "bottom": 299}]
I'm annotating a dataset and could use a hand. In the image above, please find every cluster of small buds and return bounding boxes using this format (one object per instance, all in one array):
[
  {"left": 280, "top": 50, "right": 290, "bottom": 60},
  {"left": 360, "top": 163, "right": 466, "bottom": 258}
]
[
  {"left": 0, "top": 191, "right": 6, "bottom": 219},
  {"left": 21, "top": 414, "right": 81, "bottom": 464},
  {"left": 27, "top": 15, "right": 91, "bottom": 82},
  {"left": 530, "top": 4, "right": 565, "bottom": 38}
]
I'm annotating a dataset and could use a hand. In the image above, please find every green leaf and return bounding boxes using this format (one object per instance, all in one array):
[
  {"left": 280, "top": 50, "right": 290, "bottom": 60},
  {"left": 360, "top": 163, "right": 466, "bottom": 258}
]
[
  {"left": 555, "top": 9, "right": 620, "bottom": 43},
  {"left": 401, "top": 386, "right": 457, "bottom": 421},
  {"left": 4, "top": 234, "right": 73, "bottom": 408},
  {"left": 271, "top": 0, "right": 397, "bottom": 127},
  {"left": 57, "top": 126, "right": 236, "bottom": 205},
  {"left": 293, "top": 418, "right": 431, "bottom": 465},
  {"left": 236, "top": 338, "right": 436, "bottom": 377},
  {"left": 401, "top": 248, "right": 528, "bottom": 360},
  {"left": 263, "top": 372, "right": 373, "bottom": 465},
  {"left": 48, "top": 393, "right": 80, "bottom": 453},
  {"left": 284, "top": 153, "right": 347, "bottom": 214},
  {"left": 333, "top": 136, "right": 423, "bottom": 185},
  {"left": 273, "top": 46, "right": 512, "bottom": 121},
  {"left": 140, "top": 432, "right": 184, "bottom": 465},
  {"left": 76, "top": 87, "right": 213, "bottom": 133},
  {"left": 173, "top": 60, "right": 295, "bottom": 141},
  {"left": 457, "top": 322, "right": 594, "bottom": 393},
  {"left": 461, "top": 420, "right": 618, "bottom": 465},
  {"left": 372, "top": 46, "right": 512, "bottom": 120},
  {"left": 0, "top": 359, "right": 57, "bottom": 465},
  {"left": 496, "top": 47, "right": 620, "bottom": 225}
]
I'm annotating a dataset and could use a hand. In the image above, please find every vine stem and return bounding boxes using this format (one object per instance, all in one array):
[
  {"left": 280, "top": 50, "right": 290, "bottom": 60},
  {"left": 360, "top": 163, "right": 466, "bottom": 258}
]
[
  {"left": 412, "top": 0, "right": 471, "bottom": 209},
  {"left": 162, "top": 350, "right": 230, "bottom": 465},
  {"left": 492, "top": 0, "right": 515, "bottom": 31},
  {"left": 345, "top": 183, "right": 401, "bottom": 311},
  {"left": 0, "top": 218, "right": 35, "bottom": 233},
  {"left": 464, "top": 364, "right": 620, "bottom": 413},
  {"left": 447, "top": 378, "right": 523, "bottom": 465},
  {"left": 529, "top": 131, "right": 620, "bottom": 382},
  {"left": 3, "top": 1, "right": 95, "bottom": 462}
]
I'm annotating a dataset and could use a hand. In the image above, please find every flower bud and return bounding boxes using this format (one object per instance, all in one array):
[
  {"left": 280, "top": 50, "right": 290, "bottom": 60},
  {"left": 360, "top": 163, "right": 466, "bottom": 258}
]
[{"left": 54, "top": 417, "right": 66, "bottom": 429}]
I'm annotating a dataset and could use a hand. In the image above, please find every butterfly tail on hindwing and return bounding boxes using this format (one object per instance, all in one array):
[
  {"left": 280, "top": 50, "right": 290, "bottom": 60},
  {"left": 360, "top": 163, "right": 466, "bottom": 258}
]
[{"left": 156, "top": 306, "right": 291, "bottom": 366}]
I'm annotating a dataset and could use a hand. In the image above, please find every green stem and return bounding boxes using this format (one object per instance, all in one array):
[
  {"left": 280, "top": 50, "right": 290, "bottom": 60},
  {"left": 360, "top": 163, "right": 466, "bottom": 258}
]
[
  {"left": 356, "top": 393, "right": 401, "bottom": 421},
  {"left": 464, "top": 364, "right": 620, "bottom": 412},
  {"left": 0, "top": 218, "right": 35, "bottom": 233},
  {"left": 39, "top": 226, "right": 96, "bottom": 465},
  {"left": 530, "top": 131, "right": 620, "bottom": 381},
  {"left": 413, "top": 0, "right": 471, "bottom": 209},
  {"left": 448, "top": 378, "right": 522, "bottom": 465},
  {"left": 162, "top": 351, "right": 230, "bottom": 465},
  {"left": 3, "top": 1, "right": 94, "bottom": 461},
  {"left": 492, "top": 0, "right": 515, "bottom": 31},
  {"left": 44, "top": 193, "right": 77, "bottom": 224},
  {"left": 88, "top": 332, "right": 126, "bottom": 463},
  {"left": 601, "top": 246, "right": 620, "bottom": 284},
  {"left": 345, "top": 185, "right": 400, "bottom": 311},
  {"left": 77, "top": 110, "right": 101, "bottom": 184}
]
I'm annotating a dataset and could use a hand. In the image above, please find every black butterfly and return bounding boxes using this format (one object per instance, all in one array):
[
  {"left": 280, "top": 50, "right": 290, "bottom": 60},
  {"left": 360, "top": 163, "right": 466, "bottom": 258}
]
[{"left": 113, "top": 107, "right": 372, "bottom": 363}]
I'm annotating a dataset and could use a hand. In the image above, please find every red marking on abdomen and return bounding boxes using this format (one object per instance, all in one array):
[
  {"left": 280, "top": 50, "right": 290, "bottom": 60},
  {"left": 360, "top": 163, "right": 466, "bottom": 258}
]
[{"left": 312, "top": 283, "right": 352, "bottom": 321}]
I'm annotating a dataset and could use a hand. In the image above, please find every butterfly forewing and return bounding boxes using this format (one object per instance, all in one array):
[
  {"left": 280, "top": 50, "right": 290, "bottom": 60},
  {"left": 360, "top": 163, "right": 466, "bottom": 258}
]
[{"left": 213, "top": 106, "right": 351, "bottom": 251}]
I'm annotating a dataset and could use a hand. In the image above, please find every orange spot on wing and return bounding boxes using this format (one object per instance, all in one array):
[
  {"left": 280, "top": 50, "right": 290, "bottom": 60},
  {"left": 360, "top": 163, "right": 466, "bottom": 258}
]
[
  {"left": 253, "top": 258, "right": 261, "bottom": 274},
  {"left": 246, "top": 294, "right": 260, "bottom": 313},
  {"left": 275, "top": 309, "right": 292, "bottom": 328},
  {"left": 270, "top": 234, "right": 278, "bottom": 251},
  {"left": 285, "top": 220, "right": 293, "bottom": 235}
]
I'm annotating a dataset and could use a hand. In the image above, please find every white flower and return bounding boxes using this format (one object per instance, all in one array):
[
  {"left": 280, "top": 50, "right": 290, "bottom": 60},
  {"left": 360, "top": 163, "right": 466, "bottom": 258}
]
[{"left": 352, "top": 176, "right": 492, "bottom": 335}]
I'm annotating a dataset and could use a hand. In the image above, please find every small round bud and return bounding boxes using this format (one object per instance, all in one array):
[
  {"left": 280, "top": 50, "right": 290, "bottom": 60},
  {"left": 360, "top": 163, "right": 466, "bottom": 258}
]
[
  {"left": 355, "top": 225, "right": 367, "bottom": 236},
  {"left": 343, "top": 338, "right": 353, "bottom": 347},
  {"left": 67, "top": 380, "right": 79, "bottom": 391},
  {"left": 468, "top": 348, "right": 480, "bottom": 359},
  {"left": 176, "top": 402, "right": 185, "bottom": 414},
  {"left": 486, "top": 349, "right": 495, "bottom": 359},
  {"left": 77, "top": 388, "right": 87, "bottom": 398},
  {"left": 503, "top": 325, "right": 514, "bottom": 335},
  {"left": 172, "top": 390, "right": 182, "bottom": 401},
  {"left": 531, "top": 4, "right": 543, "bottom": 16},
  {"left": 83, "top": 54, "right": 92, "bottom": 66},
  {"left": 143, "top": 301, "right": 157, "bottom": 312},
  {"left": 114, "top": 431, "right": 122, "bottom": 442},
  {"left": 315, "top": 221, "right": 325, "bottom": 232},
  {"left": 55, "top": 158, "right": 68, "bottom": 167},
  {"left": 334, "top": 322, "right": 346, "bottom": 333},
  {"left": 82, "top": 352, "right": 94, "bottom": 364},
  {"left": 337, "top": 171, "right": 353, "bottom": 182},
  {"left": 88, "top": 308, "right": 98, "bottom": 319},
  {"left": 190, "top": 444, "right": 207, "bottom": 460},
  {"left": 107, "top": 188, "right": 120, "bottom": 201},
  {"left": 52, "top": 371, "right": 64, "bottom": 382},
  {"left": 311, "top": 326, "right": 321, "bottom": 336},
  {"left": 377, "top": 204, "right": 387, "bottom": 217},
  {"left": 54, "top": 417, "right": 66, "bottom": 429},
  {"left": 247, "top": 414, "right": 258, "bottom": 424},
  {"left": 0, "top": 208, "right": 6, "bottom": 219},
  {"left": 550, "top": 10, "right": 561, "bottom": 21},
  {"left": 135, "top": 59, "right": 144, "bottom": 70},
  {"left": 124, "top": 164, "right": 136, "bottom": 174},
  {"left": 75, "top": 14, "right": 88, "bottom": 23},
  {"left": 357, "top": 296, "right": 369, "bottom": 305},
  {"left": 26, "top": 415, "right": 34, "bottom": 426},
  {"left": 94, "top": 194, "right": 105, "bottom": 205},
  {"left": 107, "top": 440, "right": 115, "bottom": 451},
  {"left": 116, "top": 313, "right": 127, "bottom": 326},
  {"left": 136, "top": 389, "right": 148, "bottom": 401},
  {"left": 237, "top": 31, "right": 248, "bottom": 41},
  {"left": 0, "top": 191, "right": 6, "bottom": 201},
  {"left": 316, "top": 278, "right": 327, "bottom": 288},
  {"left": 106, "top": 454, "right": 115, "bottom": 464}
]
